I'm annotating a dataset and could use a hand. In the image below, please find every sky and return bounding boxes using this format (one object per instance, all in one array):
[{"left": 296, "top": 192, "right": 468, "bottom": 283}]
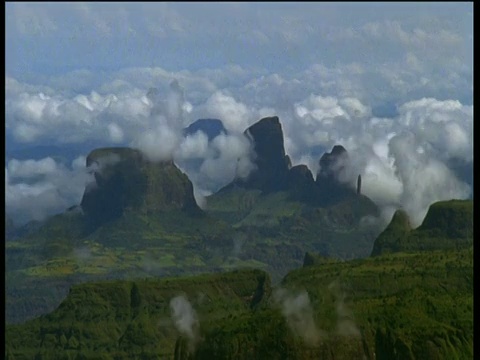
[{"left": 5, "top": 2, "right": 474, "bottom": 227}]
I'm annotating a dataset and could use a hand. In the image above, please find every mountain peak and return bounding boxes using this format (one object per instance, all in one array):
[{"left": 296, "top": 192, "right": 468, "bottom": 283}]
[
  {"left": 314, "top": 144, "right": 357, "bottom": 206},
  {"left": 317, "top": 144, "right": 349, "bottom": 180},
  {"left": 183, "top": 118, "right": 227, "bottom": 140},
  {"left": 234, "top": 116, "right": 290, "bottom": 192}
]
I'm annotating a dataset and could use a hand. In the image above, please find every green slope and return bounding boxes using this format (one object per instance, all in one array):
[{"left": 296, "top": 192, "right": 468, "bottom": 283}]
[
  {"left": 5, "top": 141, "right": 471, "bottom": 329},
  {"left": 5, "top": 269, "right": 271, "bottom": 360},
  {"left": 206, "top": 187, "right": 382, "bottom": 276},
  {"left": 5, "top": 208, "right": 237, "bottom": 324}
]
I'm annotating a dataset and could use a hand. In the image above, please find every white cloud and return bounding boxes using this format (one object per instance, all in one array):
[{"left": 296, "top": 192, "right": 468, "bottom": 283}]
[
  {"left": 5, "top": 156, "right": 91, "bottom": 226},
  {"left": 274, "top": 92, "right": 472, "bottom": 228},
  {"left": 387, "top": 131, "right": 471, "bottom": 227},
  {"left": 4, "top": 61, "right": 472, "bottom": 228},
  {"left": 6, "top": 78, "right": 153, "bottom": 145},
  {"left": 183, "top": 133, "right": 255, "bottom": 193},
  {"left": 132, "top": 80, "right": 190, "bottom": 162},
  {"left": 174, "top": 131, "right": 210, "bottom": 160},
  {"left": 7, "top": 157, "right": 58, "bottom": 178},
  {"left": 205, "top": 91, "right": 253, "bottom": 133},
  {"left": 107, "top": 123, "right": 124, "bottom": 143},
  {"left": 170, "top": 295, "right": 199, "bottom": 350},
  {"left": 273, "top": 288, "right": 324, "bottom": 345},
  {"left": 396, "top": 98, "right": 473, "bottom": 162}
]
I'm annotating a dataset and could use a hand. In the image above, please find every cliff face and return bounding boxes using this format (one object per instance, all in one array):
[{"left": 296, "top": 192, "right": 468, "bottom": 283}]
[
  {"left": 80, "top": 147, "right": 200, "bottom": 229},
  {"left": 287, "top": 164, "right": 318, "bottom": 202}
]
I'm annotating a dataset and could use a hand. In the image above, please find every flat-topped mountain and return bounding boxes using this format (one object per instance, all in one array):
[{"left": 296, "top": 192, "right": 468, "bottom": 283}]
[{"left": 81, "top": 147, "right": 201, "bottom": 229}]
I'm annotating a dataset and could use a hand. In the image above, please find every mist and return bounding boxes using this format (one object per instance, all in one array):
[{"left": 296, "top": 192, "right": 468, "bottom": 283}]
[
  {"left": 328, "top": 281, "right": 360, "bottom": 337},
  {"left": 170, "top": 295, "right": 200, "bottom": 350},
  {"left": 5, "top": 156, "right": 93, "bottom": 226},
  {"left": 273, "top": 288, "right": 324, "bottom": 345}
]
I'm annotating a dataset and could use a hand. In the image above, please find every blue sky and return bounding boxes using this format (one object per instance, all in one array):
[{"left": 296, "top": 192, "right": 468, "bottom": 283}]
[{"left": 5, "top": 2, "right": 474, "bottom": 226}]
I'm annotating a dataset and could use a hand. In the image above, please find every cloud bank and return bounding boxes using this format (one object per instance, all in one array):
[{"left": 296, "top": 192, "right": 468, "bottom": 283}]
[
  {"left": 5, "top": 69, "right": 473, "bottom": 228},
  {"left": 5, "top": 156, "right": 92, "bottom": 226}
]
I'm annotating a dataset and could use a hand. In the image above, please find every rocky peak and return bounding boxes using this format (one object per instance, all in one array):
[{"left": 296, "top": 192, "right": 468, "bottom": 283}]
[
  {"left": 317, "top": 145, "right": 349, "bottom": 181},
  {"left": 287, "top": 164, "right": 317, "bottom": 202},
  {"left": 315, "top": 145, "right": 356, "bottom": 205},
  {"left": 236, "top": 116, "right": 291, "bottom": 192}
]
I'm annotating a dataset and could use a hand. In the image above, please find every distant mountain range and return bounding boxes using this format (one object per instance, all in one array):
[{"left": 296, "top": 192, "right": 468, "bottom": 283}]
[{"left": 183, "top": 118, "right": 227, "bottom": 140}]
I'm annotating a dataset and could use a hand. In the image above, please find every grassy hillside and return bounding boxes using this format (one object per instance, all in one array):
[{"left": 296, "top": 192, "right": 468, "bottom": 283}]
[
  {"left": 5, "top": 146, "right": 238, "bottom": 324},
  {"left": 6, "top": 247, "right": 473, "bottom": 360},
  {"left": 5, "top": 143, "right": 469, "bottom": 329},
  {"left": 207, "top": 187, "right": 382, "bottom": 271},
  {"left": 371, "top": 200, "right": 473, "bottom": 256}
]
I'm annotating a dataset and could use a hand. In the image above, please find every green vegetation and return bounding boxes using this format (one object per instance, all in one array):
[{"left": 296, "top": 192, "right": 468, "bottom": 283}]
[
  {"left": 6, "top": 269, "right": 271, "bottom": 359},
  {"left": 187, "top": 247, "right": 473, "bottom": 359},
  {"left": 371, "top": 200, "right": 473, "bottom": 256},
  {"left": 6, "top": 248, "right": 473, "bottom": 359}
]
